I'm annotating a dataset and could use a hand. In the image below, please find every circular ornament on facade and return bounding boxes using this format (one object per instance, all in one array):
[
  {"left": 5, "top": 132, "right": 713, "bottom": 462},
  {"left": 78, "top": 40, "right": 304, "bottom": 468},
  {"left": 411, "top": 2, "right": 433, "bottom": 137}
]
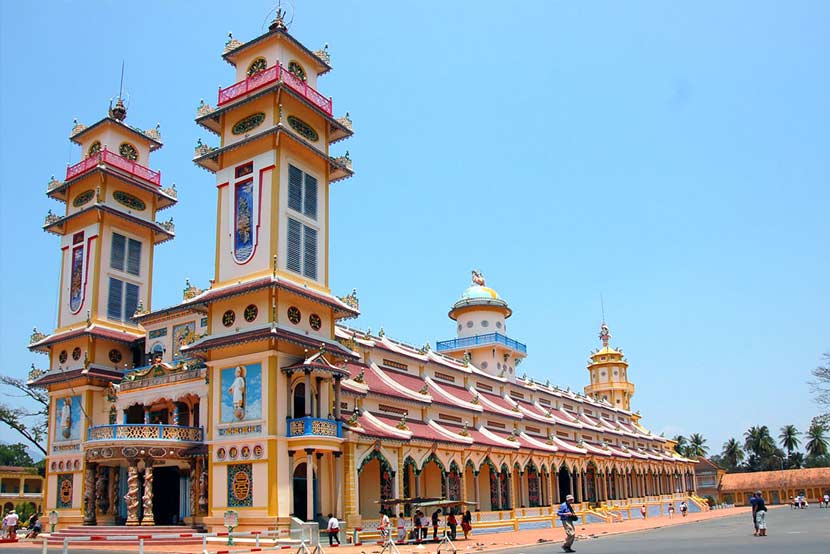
[
  {"left": 287, "top": 61, "right": 306, "bottom": 81},
  {"left": 613, "top": 369, "right": 618, "bottom": 376},
  {"left": 229, "top": 446, "right": 238, "bottom": 460},
  {"left": 244, "top": 304, "right": 258, "bottom": 322},
  {"left": 496, "top": 321, "right": 503, "bottom": 329},
  {"left": 101, "top": 447, "right": 113, "bottom": 458},
  {"left": 73, "top": 189, "right": 95, "bottom": 207},
  {"left": 87, "top": 141, "right": 101, "bottom": 157},
  {"left": 108, "top": 349, "right": 122, "bottom": 364},
  {"left": 481, "top": 361, "right": 488, "bottom": 369},
  {"left": 73, "top": 460, "right": 80, "bottom": 470},
  {"left": 121, "top": 447, "right": 138, "bottom": 458},
  {"left": 497, "top": 362, "right": 502, "bottom": 370},
  {"left": 253, "top": 444, "right": 263, "bottom": 458},
  {"left": 59, "top": 350, "right": 68, "bottom": 364},
  {"left": 232, "top": 112, "right": 265, "bottom": 135},
  {"left": 457, "top": 324, "right": 462, "bottom": 332},
  {"left": 222, "top": 310, "right": 236, "bottom": 327},
  {"left": 309, "top": 313, "right": 322, "bottom": 330},
  {"left": 72, "top": 347, "right": 82, "bottom": 361},
  {"left": 241, "top": 445, "right": 251, "bottom": 459},
  {"left": 113, "top": 190, "right": 146, "bottom": 211},
  {"left": 481, "top": 320, "right": 489, "bottom": 327},
  {"left": 287, "top": 116, "right": 318, "bottom": 142},
  {"left": 247, "top": 57, "right": 267, "bottom": 76},
  {"left": 50, "top": 461, "right": 57, "bottom": 471},
  {"left": 466, "top": 321, "right": 473, "bottom": 328},
  {"left": 287, "top": 306, "right": 301, "bottom": 325},
  {"left": 58, "top": 461, "right": 65, "bottom": 471},
  {"left": 601, "top": 371, "right": 606, "bottom": 377},
  {"left": 119, "top": 142, "right": 138, "bottom": 161},
  {"left": 232, "top": 469, "right": 251, "bottom": 501},
  {"left": 217, "top": 448, "right": 226, "bottom": 460},
  {"left": 148, "top": 447, "right": 166, "bottom": 458}
]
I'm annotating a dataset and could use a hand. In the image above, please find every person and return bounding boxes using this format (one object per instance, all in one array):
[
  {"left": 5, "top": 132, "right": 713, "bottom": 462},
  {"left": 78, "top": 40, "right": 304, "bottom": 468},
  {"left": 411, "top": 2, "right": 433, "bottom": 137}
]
[
  {"left": 4, "top": 509, "right": 18, "bottom": 540},
  {"left": 447, "top": 511, "right": 458, "bottom": 540},
  {"left": 667, "top": 503, "right": 675, "bottom": 519},
  {"left": 749, "top": 492, "right": 760, "bottom": 535},
  {"left": 461, "top": 509, "right": 472, "bottom": 540},
  {"left": 754, "top": 491, "right": 768, "bottom": 537},
  {"left": 431, "top": 509, "right": 442, "bottom": 541},
  {"left": 378, "top": 511, "right": 390, "bottom": 541},
  {"left": 679, "top": 501, "right": 687, "bottom": 517},
  {"left": 557, "top": 493, "right": 578, "bottom": 553},
  {"left": 326, "top": 513, "right": 340, "bottom": 547},
  {"left": 1, "top": 510, "right": 7, "bottom": 540},
  {"left": 25, "top": 513, "right": 41, "bottom": 539},
  {"left": 397, "top": 512, "right": 406, "bottom": 543},
  {"left": 413, "top": 510, "right": 422, "bottom": 542},
  {"left": 420, "top": 512, "right": 430, "bottom": 540},
  {"left": 823, "top": 492, "right": 829, "bottom": 508},
  {"left": 640, "top": 504, "right": 647, "bottom": 519}
]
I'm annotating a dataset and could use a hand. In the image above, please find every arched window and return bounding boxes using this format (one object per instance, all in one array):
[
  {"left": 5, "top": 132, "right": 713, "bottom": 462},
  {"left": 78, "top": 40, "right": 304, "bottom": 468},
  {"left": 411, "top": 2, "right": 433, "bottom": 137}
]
[
  {"left": 119, "top": 142, "right": 138, "bottom": 161},
  {"left": 287, "top": 61, "right": 306, "bottom": 81},
  {"left": 293, "top": 382, "right": 306, "bottom": 418},
  {"left": 87, "top": 141, "right": 101, "bottom": 157},
  {"left": 247, "top": 57, "right": 267, "bottom": 76}
]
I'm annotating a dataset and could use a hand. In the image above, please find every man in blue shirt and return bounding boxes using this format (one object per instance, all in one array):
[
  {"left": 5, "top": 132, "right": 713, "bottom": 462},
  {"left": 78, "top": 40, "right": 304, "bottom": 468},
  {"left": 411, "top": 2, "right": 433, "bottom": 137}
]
[
  {"left": 749, "top": 493, "right": 759, "bottom": 536},
  {"left": 557, "top": 494, "right": 577, "bottom": 552}
]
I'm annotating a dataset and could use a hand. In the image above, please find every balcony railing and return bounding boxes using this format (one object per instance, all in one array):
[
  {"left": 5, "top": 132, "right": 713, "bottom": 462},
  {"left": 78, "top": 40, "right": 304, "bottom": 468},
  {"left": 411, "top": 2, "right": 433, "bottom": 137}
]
[
  {"left": 218, "top": 64, "right": 333, "bottom": 115},
  {"left": 287, "top": 417, "right": 342, "bottom": 438},
  {"left": 65, "top": 147, "right": 161, "bottom": 186},
  {"left": 435, "top": 332, "right": 528, "bottom": 354},
  {"left": 87, "top": 424, "right": 203, "bottom": 442}
]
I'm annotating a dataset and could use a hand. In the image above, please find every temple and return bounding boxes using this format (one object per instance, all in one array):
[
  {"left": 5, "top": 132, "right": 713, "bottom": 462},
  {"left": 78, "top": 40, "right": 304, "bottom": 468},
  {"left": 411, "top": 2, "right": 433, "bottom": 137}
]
[{"left": 28, "top": 9, "right": 699, "bottom": 536}]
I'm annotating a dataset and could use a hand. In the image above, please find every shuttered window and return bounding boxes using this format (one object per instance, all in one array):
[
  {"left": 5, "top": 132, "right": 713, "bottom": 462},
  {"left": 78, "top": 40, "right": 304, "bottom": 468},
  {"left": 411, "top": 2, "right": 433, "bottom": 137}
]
[
  {"left": 287, "top": 164, "right": 317, "bottom": 220},
  {"left": 110, "top": 233, "right": 126, "bottom": 270},
  {"left": 124, "top": 282, "right": 139, "bottom": 321},
  {"left": 126, "top": 239, "right": 141, "bottom": 276},
  {"left": 107, "top": 277, "right": 122, "bottom": 320},
  {"left": 107, "top": 277, "right": 140, "bottom": 322},
  {"left": 286, "top": 217, "right": 318, "bottom": 280}
]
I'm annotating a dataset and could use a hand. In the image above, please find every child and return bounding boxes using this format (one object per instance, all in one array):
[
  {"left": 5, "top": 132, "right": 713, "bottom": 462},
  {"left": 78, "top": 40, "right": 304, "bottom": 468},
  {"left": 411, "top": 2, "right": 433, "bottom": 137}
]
[
  {"left": 640, "top": 504, "right": 647, "bottom": 519},
  {"left": 679, "top": 501, "right": 688, "bottom": 517},
  {"left": 667, "top": 504, "right": 675, "bottom": 519}
]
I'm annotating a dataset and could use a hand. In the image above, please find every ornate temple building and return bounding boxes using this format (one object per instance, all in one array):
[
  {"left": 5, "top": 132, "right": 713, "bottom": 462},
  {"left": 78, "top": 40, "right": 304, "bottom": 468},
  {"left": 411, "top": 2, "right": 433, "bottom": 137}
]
[{"left": 28, "top": 9, "right": 698, "bottom": 534}]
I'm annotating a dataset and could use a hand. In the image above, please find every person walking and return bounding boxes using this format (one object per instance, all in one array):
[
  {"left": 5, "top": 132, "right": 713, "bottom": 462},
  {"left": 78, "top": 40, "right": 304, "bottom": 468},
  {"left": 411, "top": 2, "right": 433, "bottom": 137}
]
[
  {"left": 378, "top": 511, "right": 391, "bottom": 541},
  {"left": 679, "top": 501, "right": 687, "bottom": 517},
  {"left": 557, "top": 493, "right": 578, "bottom": 553},
  {"left": 420, "top": 512, "right": 430, "bottom": 541},
  {"left": 667, "top": 504, "right": 675, "bottom": 519},
  {"left": 413, "top": 510, "right": 422, "bottom": 542},
  {"left": 754, "top": 491, "right": 768, "bottom": 537},
  {"left": 397, "top": 512, "right": 406, "bottom": 543},
  {"left": 431, "top": 509, "right": 442, "bottom": 541},
  {"left": 461, "top": 509, "right": 472, "bottom": 540},
  {"left": 750, "top": 492, "right": 759, "bottom": 536},
  {"left": 326, "top": 513, "right": 340, "bottom": 547},
  {"left": 4, "top": 510, "right": 18, "bottom": 540},
  {"left": 640, "top": 504, "right": 647, "bottom": 519},
  {"left": 447, "top": 511, "right": 458, "bottom": 540}
]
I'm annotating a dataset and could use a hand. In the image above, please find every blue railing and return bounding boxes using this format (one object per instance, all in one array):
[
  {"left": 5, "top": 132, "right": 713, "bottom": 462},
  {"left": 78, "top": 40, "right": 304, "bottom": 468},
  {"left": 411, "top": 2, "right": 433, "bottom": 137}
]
[
  {"left": 287, "top": 417, "right": 343, "bottom": 438},
  {"left": 435, "top": 332, "right": 527, "bottom": 354},
  {"left": 87, "top": 424, "right": 204, "bottom": 442}
]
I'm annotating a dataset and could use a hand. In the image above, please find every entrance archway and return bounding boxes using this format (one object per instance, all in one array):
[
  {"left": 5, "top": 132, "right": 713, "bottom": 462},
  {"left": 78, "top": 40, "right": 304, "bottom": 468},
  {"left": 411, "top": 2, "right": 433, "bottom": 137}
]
[
  {"left": 152, "top": 466, "right": 180, "bottom": 524},
  {"left": 557, "top": 466, "right": 572, "bottom": 502},
  {"left": 293, "top": 463, "right": 318, "bottom": 520}
]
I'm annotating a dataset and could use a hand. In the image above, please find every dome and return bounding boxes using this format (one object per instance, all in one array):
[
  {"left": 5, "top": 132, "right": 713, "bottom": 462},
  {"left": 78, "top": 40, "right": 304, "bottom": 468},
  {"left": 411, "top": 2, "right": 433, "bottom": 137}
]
[{"left": 461, "top": 285, "right": 499, "bottom": 300}]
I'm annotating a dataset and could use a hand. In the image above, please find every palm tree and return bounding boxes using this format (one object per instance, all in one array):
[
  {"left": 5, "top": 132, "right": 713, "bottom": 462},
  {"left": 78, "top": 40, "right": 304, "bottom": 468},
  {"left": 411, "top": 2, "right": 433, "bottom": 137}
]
[
  {"left": 744, "top": 426, "right": 775, "bottom": 457},
  {"left": 805, "top": 422, "right": 829, "bottom": 458},
  {"left": 779, "top": 425, "right": 801, "bottom": 457},
  {"left": 788, "top": 452, "right": 805, "bottom": 469},
  {"left": 673, "top": 435, "right": 688, "bottom": 456},
  {"left": 687, "top": 433, "right": 709, "bottom": 457},
  {"left": 721, "top": 438, "right": 745, "bottom": 470}
]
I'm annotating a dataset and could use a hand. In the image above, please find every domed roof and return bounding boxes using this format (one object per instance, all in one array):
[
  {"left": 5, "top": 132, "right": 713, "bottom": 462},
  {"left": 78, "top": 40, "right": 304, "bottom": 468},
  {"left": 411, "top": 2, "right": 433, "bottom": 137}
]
[
  {"left": 461, "top": 285, "right": 500, "bottom": 300},
  {"left": 449, "top": 273, "right": 511, "bottom": 320}
]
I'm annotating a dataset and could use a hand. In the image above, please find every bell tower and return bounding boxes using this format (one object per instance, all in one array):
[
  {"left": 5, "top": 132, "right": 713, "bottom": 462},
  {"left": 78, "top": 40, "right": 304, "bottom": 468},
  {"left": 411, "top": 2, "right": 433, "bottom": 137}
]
[{"left": 584, "top": 322, "right": 635, "bottom": 410}]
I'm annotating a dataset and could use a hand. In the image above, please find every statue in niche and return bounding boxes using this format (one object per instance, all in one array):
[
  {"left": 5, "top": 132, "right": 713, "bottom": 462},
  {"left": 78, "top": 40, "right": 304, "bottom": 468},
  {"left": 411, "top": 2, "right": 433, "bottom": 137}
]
[{"left": 229, "top": 365, "right": 247, "bottom": 420}]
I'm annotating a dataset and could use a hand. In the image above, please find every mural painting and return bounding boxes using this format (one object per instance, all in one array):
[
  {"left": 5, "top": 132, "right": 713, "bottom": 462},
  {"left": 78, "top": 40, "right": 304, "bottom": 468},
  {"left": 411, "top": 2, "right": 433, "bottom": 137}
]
[
  {"left": 233, "top": 180, "right": 255, "bottom": 263},
  {"left": 171, "top": 321, "right": 195, "bottom": 359},
  {"left": 55, "top": 395, "right": 82, "bottom": 441},
  {"left": 220, "top": 363, "right": 262, "bottom": 423},
  {"left": 69, "top": 245, "right": 84, "bottom": 312}
]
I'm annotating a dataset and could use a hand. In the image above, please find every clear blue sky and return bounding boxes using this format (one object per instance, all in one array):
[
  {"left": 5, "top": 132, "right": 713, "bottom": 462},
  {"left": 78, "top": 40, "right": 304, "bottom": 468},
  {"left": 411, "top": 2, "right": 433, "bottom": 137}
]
[{"left": 1, "top": 1, "right": 828, "bottom": 459}]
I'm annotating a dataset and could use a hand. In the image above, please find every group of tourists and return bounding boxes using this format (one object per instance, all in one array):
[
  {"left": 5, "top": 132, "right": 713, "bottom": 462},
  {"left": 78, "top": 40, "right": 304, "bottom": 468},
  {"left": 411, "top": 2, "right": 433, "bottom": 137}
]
[
  {"left": 1, "top": 510, "right": 41, "bottom": 541},
  {"left": 363, "top": 507, "right": 474, "bottom": 545}
]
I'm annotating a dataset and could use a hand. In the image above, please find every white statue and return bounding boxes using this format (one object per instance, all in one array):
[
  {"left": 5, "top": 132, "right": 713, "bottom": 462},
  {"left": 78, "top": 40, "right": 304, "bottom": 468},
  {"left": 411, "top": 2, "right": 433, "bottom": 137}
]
[{"left": 229, "top": 365, "right": 247, "bottom": 419}]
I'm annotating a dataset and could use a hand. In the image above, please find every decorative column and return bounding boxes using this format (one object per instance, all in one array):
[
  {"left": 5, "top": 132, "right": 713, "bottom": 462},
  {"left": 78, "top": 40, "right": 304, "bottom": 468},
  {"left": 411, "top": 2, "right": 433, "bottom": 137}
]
[
  {"left": 343, "top": 443, "right": 358, "bottom": 519},
  {"left": 473, "top": 471, "right": 480, "bottom": 508},
  {"left": 141, "top": 464, "right": 154, "bottom": 525},
  {"left": 550, "top": 468, "right": 559, "bottom": 505},
  {"left": 110, "top": 466, "right": 120, "bottom": 517},
  {"left": 568, "top": 470, "right": 575, "bottom": 501},
  {"left": 334, "top": 452, "right": 344, "bottom": 517},
  {"left": 197, "top": 457, "right": 208, "bottom": 515},
  {"left": 333, "top": 376, "right": 342, "bottom": 420},
  {"left": 518, "top": 471, "right": 525, "bottom": 508},
  {"left": 495, "top": 471, "right": 503, "bottom": 510},
  {"left": 125, "top": 461, "right": 140, "bottom": 525},
  {"left": 288, "top": 451, "right": 295, "bottom": 514},
  {"left": 575, "top": 471, "right": 583, "bottom": 504},
  {"left": 315, "top": 377, "right": 322, "bottom": 417},
  {"left": 83, "top": 462, "right": 97, "bottom": 525},
  {"left": 95, "top": 465, "right": 109, "bottom": 516},
  {"left": 415, "top": 469, "right": 422, "bottom": 498},
  {"left": 305, "top": 448, "right": 314, "bottom": 521},
  {"left": 286, "top": 371, "right": 294, "bottom": 418},
  {"left": 304, "top": 370, "right": 312, "bottom": 417}
]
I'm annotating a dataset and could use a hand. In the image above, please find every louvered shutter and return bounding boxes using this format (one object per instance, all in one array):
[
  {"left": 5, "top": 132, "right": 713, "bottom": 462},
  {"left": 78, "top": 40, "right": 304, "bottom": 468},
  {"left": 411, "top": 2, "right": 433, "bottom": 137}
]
[
  {"left": 124, "top": 283, "right": 139, "bottom": 322},
  {"left": 303, "top": 174, "right": 317, "bottom": 219},
  {"left": 303, "top": 225, "right": 317, "bottom": 280},
  {"left": 107, "top": 278, "right": 123, "bottom": 320},
  {"left": 288, "top": 165, "right": 303, "bottom": 213},
  {"left": 287, "top": 218, "right": 302, "bottom": 272},
  {"left": 110, "top": 233, "right": 126, "bottom": 271},
  {"left": 126, "top": 239, "right": 141, "bottom": 276}
]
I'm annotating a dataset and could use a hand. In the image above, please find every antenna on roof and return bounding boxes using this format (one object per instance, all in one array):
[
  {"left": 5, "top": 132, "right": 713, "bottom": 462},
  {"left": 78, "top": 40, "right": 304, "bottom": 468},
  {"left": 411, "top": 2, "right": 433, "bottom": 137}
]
[
  {"left": 600, "top": 293, "right": 606, "bottom": 324},
  {"left": 119, "top": 60, "right": 125, "bottom": 100},
  {"left": 265, "top": 0, "right": 295, "bottom": 31}
]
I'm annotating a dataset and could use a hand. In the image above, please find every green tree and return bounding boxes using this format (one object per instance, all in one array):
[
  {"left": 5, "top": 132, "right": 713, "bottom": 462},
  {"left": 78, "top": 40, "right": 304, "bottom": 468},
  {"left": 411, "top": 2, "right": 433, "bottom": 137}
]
[
  {"left": 0, "top": 372, "right": 48, "bottom": 457},
  {"left": 805, "top": 422, "right": 829, "bottom": 459},
  {"left": 672, "top": 435, "right": 688, "bottom": 456},
  {"left": 721, "top": 438, "right": 745, "bottom": 470},
  {"left": 787, "top": 452, "right": 805, "bottom": 469},
  {"left": 687, "top": 433, "right": 708, "bottom": 457},
  {"left": 779, "top": 425, "right": 801, "bottom": 457},
  {"left": 0, "top": 443, "right": 35, "bottom": 466}
]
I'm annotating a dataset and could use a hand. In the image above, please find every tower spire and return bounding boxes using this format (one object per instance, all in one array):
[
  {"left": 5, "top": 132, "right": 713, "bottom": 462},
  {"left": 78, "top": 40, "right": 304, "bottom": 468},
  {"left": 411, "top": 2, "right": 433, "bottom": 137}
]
[{"left": 109, "top": 61, "right": 127, "bottom": 121}]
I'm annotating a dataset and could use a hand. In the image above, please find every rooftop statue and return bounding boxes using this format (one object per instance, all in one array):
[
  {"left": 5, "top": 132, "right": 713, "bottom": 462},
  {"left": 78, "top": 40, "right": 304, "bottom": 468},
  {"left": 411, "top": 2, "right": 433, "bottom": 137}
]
[{"left": 471, "top": 269, "right": 485, "bottom": 287}]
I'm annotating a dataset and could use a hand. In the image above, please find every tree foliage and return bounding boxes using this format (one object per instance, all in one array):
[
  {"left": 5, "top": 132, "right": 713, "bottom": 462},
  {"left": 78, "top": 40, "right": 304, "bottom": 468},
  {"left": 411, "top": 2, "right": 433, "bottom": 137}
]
[
  {"left": 809, "top": 352, "right": 830, "bottom": 413},
  {"left": 0, "top": 443, "right": 35, "bottom": 466},
  {"left": 0, "top": 374, "right": 48, "bottom": 457}
]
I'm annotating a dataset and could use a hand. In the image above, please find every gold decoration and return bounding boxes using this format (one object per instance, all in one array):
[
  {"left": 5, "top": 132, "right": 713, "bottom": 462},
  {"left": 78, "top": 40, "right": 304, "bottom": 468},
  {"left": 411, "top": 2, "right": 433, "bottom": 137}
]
[{"left": 183, "top": 278, "right": 203, "bottom": 301}]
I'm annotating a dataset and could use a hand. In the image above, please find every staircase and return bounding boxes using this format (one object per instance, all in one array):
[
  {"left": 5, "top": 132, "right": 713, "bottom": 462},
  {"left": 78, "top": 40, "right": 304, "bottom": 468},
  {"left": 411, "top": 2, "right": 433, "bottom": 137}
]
[{"left": 47, "top": 525, "right": 206, "bottom": 546}]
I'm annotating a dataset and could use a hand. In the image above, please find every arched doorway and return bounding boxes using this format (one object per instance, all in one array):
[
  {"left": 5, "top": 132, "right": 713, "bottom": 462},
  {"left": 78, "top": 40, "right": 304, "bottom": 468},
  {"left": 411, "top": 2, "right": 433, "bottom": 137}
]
[
  {"left": 293, "top": 383, "right": 306, "bottom": 418},
  {"left": 557, "top": 466, "right": 572, "bottom": 503},
  {"left": 293, "top": 462, "right": 318, "bottom": 520},
  {"left": 585, "top": 463, "right": 598, "bottom": 503},
  {"left": 358, "top": 452, "right": 393, "bottom": 517}
]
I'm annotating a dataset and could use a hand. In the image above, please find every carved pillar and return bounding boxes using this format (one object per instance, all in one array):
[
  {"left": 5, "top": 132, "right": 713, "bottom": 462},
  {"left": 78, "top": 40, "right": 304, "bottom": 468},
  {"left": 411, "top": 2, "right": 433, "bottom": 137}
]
[
  {"left": 110, "top": 466, "right": 120, "bottom": 517},
  {"left": 197, "top": 458, "right": 208, "bottom": 515},
  {"left": 334, "top": 377, "right": 342, "bottom": 420},
  {"left": 286, "top": 371, "right": 294, "bottom": 418},
  {"left": 495, "top": 470, "right": 503, "bottom": 510},
  {"left": 83, "top": 462, "right": 97, "bottom": 525},
  {"left": 334, "top": 452, "right": 343, "bottom": 517},
  {"left": 414, "top": 469, "right": 421, "bottom": 498},
  {"left": 189, "top": 459, "right": 198, "bottom": 518},
  {"left": 568, "top": 470, "right": 574, "bottom": 500},
  {"left": 518, "top": 471, "right": 526, "bottom": 507},
  {"left": 96, "top": 465, "right": 109, "bottom": 516},
  {"left": 575, "top": 471, "right": 583, "bottom": 504},
  {"left": 288, "top": 451, "right": 295, "bottom": 515},
  {"left": 125, "top": 461, "right": 140, "bottom": 525},
  {"left": 304, "top": 370, "right": 312, "bottom": 417},
  {"left": 305, "top": 448, "right": 314, "bottom": 521},
  {"left": 315, "top": 377, "right": 322, "bottom": 418},
  {"left": 343, "top": 442, "right": 358, "bottom": 518},
  {"left": 141, "top": 464, "right": 154, "bottom": 525}
]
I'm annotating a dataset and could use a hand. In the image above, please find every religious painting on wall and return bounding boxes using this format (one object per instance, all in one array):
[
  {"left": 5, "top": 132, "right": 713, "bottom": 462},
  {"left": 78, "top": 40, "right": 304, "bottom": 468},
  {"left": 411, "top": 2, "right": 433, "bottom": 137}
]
[
  {"left": 57, "top": 474, "right": 73, "bottom": 508},
  {"left": 220, "top": 363, "right": 262, "bottom": 423},
  {"left": 233, "top": 180, "right": 255, "bottom": 263},
  {"left": 171, "top": 321, "right": 195, "bottom": 359},
  {"left": 227, "top": 463, "right": 253, "bottom": 507},
  {"left": 55, "top": 396, "right": 82, "bottom": 441},
  {"left": 69, "top": 245, "right": 84, "bottom": 312}
]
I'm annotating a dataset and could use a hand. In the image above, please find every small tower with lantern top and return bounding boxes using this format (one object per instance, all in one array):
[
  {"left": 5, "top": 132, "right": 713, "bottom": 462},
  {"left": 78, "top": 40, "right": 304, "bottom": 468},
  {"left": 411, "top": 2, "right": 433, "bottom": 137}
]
[{"left": 584, "top": 322, "right": 635, "bottom": 410}]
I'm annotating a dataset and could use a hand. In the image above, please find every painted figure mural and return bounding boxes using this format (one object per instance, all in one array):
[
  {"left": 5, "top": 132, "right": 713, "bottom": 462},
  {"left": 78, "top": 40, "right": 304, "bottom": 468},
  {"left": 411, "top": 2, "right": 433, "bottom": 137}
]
[
  {"left": 233, "top": 180, "right": 254, "bottom": 262},
  {"left": 55, "top": 396, "right": 81, "bottom": 441},
  {"left": 69, "top": 245, "right": 84, "bottom": 312},
  {"left": 171, "top": 321, "right": 195, "bottom": 359},
  {"left": 221, "top": 363, "right": 261, "bottom": 422}
]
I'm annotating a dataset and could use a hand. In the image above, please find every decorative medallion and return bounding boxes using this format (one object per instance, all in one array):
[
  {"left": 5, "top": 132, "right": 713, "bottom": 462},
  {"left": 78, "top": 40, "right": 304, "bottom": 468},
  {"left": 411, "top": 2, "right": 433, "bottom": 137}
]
[
  {"left": 222, "top": 310, "right": 236, "bottom": 327},
  {"left": 217, "top": 447, "right": 226, "bottom": 460},
  {"left": 253, "top": 444, "right": 263, "bottom": 458},
  {"left": 72, "top": 190, "right": 94, "bottom": 207},
  {"left": 287, "top": 61, "right": 306, "bottom": 81},
  {"left": 113, "top": 190, "right": 146, "bottom": 211},
  {"left": 241, "top": 445, "right": 250, "bottom": 459},
  {"left": 58, "top": 474, "right": 73, "bottom": 508},
  {"left": 58, "top": 461, "right": 64, "bottom": 471},
  {"left": 149, "top": 447, "right": 166, "bottom": 458},
  {"left": 87, "top": 141, "right": 101, "bottom": 157},
  {"left": 73, "top": 460, "right": 80, "bottom": 470},
  {"left": 232, "top": 113, "right": 265, "bottom": 135},
  {"left": 50, "top": 461, "right": 56, "bottom": 471},
  {"left": 247, "top": 57, "right": 267, "bottom": 76},
  {"left": 119, "top": 142, "right": 138, "bottom": 161},
  {"left": 287, "top": 115, "right": 318, "bottom": 142},
  {"left": 287, "top": 306, "right": 301, "bottom": 325},
  {"left": 108, "top": 349, "right": 122, "bottom": 364},
  {"left": 59, "top": 350, "right": 68, "bottom": 364},
  {"left": 72, "top": 347, "right": 82, "bottom": 361},
  {"left": 233, "top": 180, "right": 255, "bottom": 263},
  {"left": 244, "top": 304, "right": 258, "bottom": 322},
  {"left": 227, "top": 463, "right": 253, "bottom": 507},
  {"left": 121, "top": 447, "right": 138, "bottom": 458},
  {"left": 309, "top": 313, "right": 322, "bottom": 331},
  {"left": 229, "top": 446, "right": 238, "bottom": 459},
  {"left": 69, "top": 244, "right": 84, "bottom": 313}
]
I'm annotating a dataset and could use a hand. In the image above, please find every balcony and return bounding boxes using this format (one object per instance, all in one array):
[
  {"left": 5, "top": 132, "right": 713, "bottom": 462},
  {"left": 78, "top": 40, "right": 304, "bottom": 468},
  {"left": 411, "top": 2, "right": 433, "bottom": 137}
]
[
  {"left": 218, "top": 64, "right": 333, "bottom": 115},
  {"left": 65, "top": 147, "right": 161, "bottom": 186},
  {"left": 287, "top": 417, "right": 342, "bottom": 438},
  {"left": 435, "top": 332, "right": 528, "bottom": 354},
  {"left": 87, "top": 424, "right": 203, "bottom": 442}
]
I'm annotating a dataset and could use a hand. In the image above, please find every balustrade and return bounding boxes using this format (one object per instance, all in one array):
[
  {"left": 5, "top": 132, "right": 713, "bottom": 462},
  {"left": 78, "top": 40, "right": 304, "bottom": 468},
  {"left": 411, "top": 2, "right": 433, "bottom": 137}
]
[
  {"left": 436, "top": 332, "right": 528, "bottom": 354},
  {"left": 65, "top": 147, "right": 161, "bottom": 186},
  {"left": 286, "top": 416, "right": 342, "bottom": 438},
  {"left": 87, "top": 424, "right": 203, "bottom": 442},
  {"left": 217, "top": 64, "right": 332, "bottom": 115}
]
